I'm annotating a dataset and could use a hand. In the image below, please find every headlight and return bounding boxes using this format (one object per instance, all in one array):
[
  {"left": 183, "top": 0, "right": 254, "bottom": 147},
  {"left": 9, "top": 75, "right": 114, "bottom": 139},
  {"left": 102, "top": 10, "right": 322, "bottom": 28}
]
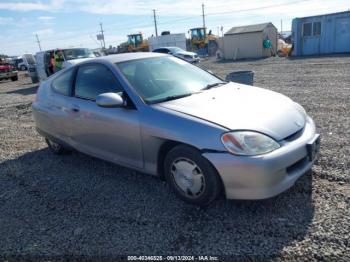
[{"left": 221, "top": 131, "right": 280, "bottom": 156}]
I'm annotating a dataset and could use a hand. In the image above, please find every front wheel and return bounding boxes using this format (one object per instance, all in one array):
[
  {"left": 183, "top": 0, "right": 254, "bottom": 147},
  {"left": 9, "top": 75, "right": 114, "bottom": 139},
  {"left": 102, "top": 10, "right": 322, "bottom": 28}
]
[
  {"left": 164, "top": 145, "right": 222, "bottom": 206},
  {"left": 11, "top": 76, "right": 18, "bottom": 81},
  {"left": 45, "top": 138, "right": 68, "bottom": 155},
  {"left": 30, "top": 76, "right": 39, "bottom": 83}
]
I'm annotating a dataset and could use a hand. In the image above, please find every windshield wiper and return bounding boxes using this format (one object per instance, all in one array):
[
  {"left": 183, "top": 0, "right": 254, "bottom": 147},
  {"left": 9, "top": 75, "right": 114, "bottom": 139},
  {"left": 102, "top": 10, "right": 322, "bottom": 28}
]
[
  {"left": 162, "top": 93, "right": 193, "bottom": 102},
  {"left": 201, "top": 82, "right": 226, "bottom": 90},
  {"left": 150, "top": 93, "right": 193, "bottom": 104}
]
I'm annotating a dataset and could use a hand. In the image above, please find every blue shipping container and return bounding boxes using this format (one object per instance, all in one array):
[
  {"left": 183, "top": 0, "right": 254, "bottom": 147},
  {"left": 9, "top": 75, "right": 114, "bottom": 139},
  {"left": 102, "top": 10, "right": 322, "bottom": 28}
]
[{"left": 292, "top": 11, "right": 350, "bottom": 56}]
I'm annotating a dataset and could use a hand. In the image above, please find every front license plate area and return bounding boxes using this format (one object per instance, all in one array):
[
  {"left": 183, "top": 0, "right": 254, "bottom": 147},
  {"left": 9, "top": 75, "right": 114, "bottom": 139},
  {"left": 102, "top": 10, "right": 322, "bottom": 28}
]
[{"left": 306, "top": 134, "right": 320, "bottom": 161}]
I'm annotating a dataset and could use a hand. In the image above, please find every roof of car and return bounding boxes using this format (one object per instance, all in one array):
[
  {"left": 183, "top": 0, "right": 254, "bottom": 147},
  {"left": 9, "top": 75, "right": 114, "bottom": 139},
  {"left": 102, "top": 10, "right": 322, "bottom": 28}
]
[{"left": 94, "top": 52, "right": 167, "bottom": 64}]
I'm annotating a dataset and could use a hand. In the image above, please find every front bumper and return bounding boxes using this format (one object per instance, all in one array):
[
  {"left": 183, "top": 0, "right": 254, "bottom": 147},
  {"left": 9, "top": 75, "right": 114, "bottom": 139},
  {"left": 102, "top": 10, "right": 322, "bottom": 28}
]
[
  {"left": 203, "top": 116, "right": 319, "bottom": 200},
  {"left": 0, "top": 71, "right": 17, "bottom": 79},
  {"left": 181, "top": 56, "right": 200, "bottom": 63},
  {"left": 190, "top": 57, "right": 200, "bottom": 63}
]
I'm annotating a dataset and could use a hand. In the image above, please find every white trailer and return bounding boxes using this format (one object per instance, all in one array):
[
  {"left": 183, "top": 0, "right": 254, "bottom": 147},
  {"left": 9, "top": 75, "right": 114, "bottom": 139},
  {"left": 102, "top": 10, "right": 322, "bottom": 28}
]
[
  {"left": 148, "top": 33, "right": 187, "bottom": 51},
  {"left": 35, "top": 48, "right": 95, "bottom": 82}
]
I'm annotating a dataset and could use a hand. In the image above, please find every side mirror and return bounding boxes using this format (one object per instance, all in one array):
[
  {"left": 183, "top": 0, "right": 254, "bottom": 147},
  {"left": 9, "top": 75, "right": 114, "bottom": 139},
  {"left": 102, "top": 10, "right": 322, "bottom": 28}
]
[{"left": 96, "top": 92, "right": 125, "bottom": 108}]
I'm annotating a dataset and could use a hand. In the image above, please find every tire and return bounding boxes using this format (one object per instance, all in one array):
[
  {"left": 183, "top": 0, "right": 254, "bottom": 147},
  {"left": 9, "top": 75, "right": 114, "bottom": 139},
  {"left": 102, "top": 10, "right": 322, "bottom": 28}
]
[
  {"left": 30, "top": 76, "right": 39, "bottom": 84},
  {"left": 164, "top": 145, "right": 222, "bottom": 206},
  {"left": 208, "top": 40, "right": 218, "bottom": 56},
  {"left": 11, "top": 76, "right": 18, "bottom": 81},
  {"left": 20, "top": 65, "right": 27, "bottom": 71},
  {"left": 45, "top": 138, "right": 68, "bottom": 155},
  {"left": 277, "top": 50, "right": 286, "bottom": 57}
]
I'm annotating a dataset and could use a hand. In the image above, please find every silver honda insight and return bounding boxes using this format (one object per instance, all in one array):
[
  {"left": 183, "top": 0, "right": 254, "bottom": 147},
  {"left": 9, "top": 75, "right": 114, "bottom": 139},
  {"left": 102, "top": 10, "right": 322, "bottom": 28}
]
[{"left": 32, "top": 52, "right": 320, "bottom": 206}]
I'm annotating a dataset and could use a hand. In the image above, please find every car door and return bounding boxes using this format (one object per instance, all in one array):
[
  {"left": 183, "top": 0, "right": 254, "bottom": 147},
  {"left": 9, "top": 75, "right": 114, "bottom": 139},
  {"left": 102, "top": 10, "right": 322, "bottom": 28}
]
[
  {"left": 49, "top": 67, "right": 76, "bottom": 141},
  {"left": 67, "top": 63, "right": 143, "bottom": 169},
  {"left": 35, "top": 51, "right": 49, "bottom": 81}
]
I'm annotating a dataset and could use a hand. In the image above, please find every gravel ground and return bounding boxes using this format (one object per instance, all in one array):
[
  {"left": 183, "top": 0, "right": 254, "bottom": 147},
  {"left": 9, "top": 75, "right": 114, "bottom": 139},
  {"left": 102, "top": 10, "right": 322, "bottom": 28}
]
[{"left": 0, "top": 57, "right": 349, "bottom": 260}]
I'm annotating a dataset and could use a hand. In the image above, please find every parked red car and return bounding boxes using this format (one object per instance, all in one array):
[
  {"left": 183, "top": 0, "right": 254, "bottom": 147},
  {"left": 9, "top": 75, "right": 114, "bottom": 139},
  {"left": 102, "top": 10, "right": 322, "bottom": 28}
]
[{"left": 0, "top": 63, "right": 18, "bottom": 81}]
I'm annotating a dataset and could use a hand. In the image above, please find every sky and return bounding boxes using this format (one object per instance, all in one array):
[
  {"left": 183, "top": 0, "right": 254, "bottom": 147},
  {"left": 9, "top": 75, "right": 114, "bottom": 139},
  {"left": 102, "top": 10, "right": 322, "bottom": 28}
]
[{"left": 0, "top": 0, "right": 349, "bottom": 56}]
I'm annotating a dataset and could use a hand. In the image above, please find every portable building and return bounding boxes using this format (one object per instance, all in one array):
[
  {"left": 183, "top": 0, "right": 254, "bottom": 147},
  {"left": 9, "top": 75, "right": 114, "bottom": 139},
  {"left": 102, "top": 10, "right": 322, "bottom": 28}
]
[
  {"left": 223, "top": 22, "right": 277, "bottom": 60},
  {"left": 148, "top": 33, "right": 187, "bottom": 51},
  {"left": 291, "top": 11, "right": 350, "bottom": 56}
]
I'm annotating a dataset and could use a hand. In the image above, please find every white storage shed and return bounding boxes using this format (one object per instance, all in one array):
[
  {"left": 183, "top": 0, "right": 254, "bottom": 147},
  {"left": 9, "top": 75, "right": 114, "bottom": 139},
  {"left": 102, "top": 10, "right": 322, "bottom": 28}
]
[{"left": 223, "top": 23, "right": 277, "bottom": 60}]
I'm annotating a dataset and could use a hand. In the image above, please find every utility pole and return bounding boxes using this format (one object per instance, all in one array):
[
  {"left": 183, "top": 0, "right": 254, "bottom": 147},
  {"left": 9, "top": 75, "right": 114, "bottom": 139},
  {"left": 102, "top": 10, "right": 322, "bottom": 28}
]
[
  {"left": 153, "top": 9, "right": 158, "bottom": 37},
  {"left": 35, "top": 34, "right": 42, "bottom": 51},
  {"left": 281, "top": 19, "right": 283, "bottom": 35},
  {"left": 202, "top": 3, "right": 206, "bottom": 30},
  {"left": 99, "top": 22, "right": 106, "bottom": 49},
  {"left": 202, "top": 3, "right": 207, "bottom": 54}
]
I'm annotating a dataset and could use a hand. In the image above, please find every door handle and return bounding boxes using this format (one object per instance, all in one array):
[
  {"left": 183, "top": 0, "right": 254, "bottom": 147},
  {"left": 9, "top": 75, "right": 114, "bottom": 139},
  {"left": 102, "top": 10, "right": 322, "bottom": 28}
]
[{"left": 71, "top": 105, "right": 80, "bottom": 112}]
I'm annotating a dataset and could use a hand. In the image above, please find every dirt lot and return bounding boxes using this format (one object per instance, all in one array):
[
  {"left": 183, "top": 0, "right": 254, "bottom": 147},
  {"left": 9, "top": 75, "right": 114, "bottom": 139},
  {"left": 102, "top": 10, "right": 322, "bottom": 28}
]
[{"left": 0, "top": 56, "right": 349, "bottom": 260}]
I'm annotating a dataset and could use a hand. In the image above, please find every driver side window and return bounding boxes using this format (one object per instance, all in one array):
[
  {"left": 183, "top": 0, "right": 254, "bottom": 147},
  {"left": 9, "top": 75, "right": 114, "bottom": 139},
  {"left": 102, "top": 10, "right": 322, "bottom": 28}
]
[{"left": 74, "top": 64, "right": 123, "bottom": 100}]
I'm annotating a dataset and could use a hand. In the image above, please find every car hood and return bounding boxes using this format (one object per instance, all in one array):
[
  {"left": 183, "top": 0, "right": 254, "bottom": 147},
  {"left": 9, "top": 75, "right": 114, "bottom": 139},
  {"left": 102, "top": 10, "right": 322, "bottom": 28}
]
[{"left": 157, "top": 83, "right": 306, "bottom": 141}]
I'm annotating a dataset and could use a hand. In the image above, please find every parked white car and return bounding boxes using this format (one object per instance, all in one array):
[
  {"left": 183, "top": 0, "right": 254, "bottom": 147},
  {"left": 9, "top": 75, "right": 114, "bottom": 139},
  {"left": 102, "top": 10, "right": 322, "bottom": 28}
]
[{"left": 153, "top": 47, "right": 200, "bottom": 63}]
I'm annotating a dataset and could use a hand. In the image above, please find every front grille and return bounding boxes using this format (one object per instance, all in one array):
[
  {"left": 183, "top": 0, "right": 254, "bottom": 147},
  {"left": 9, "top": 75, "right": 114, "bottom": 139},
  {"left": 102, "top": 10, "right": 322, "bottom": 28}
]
[{"left": 286, "top": 156, "right": 308, "bottom": 175}]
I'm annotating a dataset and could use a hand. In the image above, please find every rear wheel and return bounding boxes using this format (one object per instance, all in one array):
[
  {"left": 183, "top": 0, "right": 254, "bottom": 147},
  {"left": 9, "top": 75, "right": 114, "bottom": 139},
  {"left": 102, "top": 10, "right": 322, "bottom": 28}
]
[
  {"left": 208, "top": 40, "right": 218, "bottom": 56},
  {"left": 30, "top": 76, "right": 39, "bottom": 83},
  {"left": 164, "top": 145, "right": 222, "bottom": 206},
  {"left": 45, "top": 138, "right": 68, "bottom": 155},
  {"left": 11, "top": 76, "right": 18, "bottom": 81}
]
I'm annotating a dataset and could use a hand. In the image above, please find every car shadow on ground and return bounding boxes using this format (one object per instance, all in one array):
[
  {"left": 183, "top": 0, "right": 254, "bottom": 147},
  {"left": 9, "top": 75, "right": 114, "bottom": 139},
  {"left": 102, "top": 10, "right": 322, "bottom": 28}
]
[
  {"left": 5, "top": 85, "right": 38, "bottom": 96},
  {"left": 0, "top": 148, "right": 314, "bottom": 257}
]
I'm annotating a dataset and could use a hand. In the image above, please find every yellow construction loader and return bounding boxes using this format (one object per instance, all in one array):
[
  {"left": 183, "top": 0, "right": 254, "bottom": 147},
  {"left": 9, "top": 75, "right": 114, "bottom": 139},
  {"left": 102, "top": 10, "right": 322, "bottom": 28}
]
[
  {"left": 189, "top": 27, "right": 218, "bottom": 55},
  {"left": 118, "top": 33, "right": 149, "bottom": 53}
]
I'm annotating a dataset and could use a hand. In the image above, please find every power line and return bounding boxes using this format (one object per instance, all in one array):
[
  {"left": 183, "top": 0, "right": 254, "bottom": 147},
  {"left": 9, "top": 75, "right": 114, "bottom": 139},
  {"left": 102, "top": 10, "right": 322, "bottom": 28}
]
[
  {"left": 35, "top": 34, "right": 42, "bottom": 51},
  {"left": 2, "top": 0, "right": 338, "bottom": 53},
  {"left": 158, "top": 16, "right": 197, "bottom": 25},
  {"left": 281, "top": 19, "right": 283, "bottom": 34},
  {"left": 205, "top": 0, "right": 312, "bottom": 16},
  {"left": 153, "top": 9, "right": 158, "bottom": 37}
]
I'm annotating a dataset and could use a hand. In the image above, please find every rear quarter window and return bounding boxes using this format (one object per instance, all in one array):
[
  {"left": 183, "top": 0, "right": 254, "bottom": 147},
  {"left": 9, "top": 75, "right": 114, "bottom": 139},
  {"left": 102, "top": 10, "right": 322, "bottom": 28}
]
[{"left": 51, "top": 69, "right": 74, "bottom": 96}]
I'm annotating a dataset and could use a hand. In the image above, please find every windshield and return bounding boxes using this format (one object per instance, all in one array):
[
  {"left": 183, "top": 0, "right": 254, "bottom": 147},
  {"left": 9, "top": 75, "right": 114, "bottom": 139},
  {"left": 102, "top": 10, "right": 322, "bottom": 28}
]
[
  {"left": 62, "top": 48, "right": 95, "bottom": 60},
  {"left": 116, "top": 56, "right": 224, "bottom": 104},
  {"left": 128, "top": 35, "right": 142, "bottom": 45},
  {"left": 167, "top": 47, "right": 183, "bottom": 53},
  {"left": 191, "top": 28, "right": 205, "bottom": 39}
]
